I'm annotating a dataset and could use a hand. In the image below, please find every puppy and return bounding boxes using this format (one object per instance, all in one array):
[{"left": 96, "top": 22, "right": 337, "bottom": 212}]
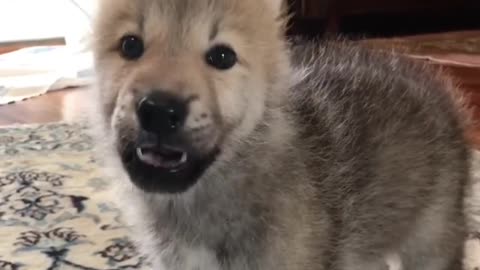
[{"left": 91, "top": 0, "right": 471, "bottom": 269}]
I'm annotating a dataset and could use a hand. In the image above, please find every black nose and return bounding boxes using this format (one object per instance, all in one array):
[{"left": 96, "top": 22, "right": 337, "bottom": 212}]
[{"left": 136, "top": 92, "right": 188, "bottom": 136}]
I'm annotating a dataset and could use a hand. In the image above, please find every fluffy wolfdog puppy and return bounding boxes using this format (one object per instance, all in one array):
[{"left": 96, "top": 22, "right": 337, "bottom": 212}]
[{"left": 91, "top": 0, "right": 470, "bottom": 269}]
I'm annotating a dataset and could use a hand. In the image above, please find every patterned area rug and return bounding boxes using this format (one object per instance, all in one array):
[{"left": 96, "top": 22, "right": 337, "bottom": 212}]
[
  {"left": 0, "top": 122, "right": 479, "bottom": 269},
  {"left": 0, "top": 123, "right": 148, "bottom": 270}
]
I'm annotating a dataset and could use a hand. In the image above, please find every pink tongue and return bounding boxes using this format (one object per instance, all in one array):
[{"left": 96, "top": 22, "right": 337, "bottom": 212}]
[{"left": 136, "top": 148, "right": 187, "bottom": 169}]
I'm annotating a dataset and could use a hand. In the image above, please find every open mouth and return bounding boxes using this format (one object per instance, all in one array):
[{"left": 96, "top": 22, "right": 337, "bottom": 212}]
[
  {"left": 119, "top": 138, "right": 219, "bottom": 194},
  {"left": 136, "top": 145, "right": 188, "bottom": 171}
]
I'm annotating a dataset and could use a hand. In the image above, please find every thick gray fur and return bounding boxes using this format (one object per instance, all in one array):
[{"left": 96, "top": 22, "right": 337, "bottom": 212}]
[{"left": 117, "top": 40, "right": 471, "bottom": 270}]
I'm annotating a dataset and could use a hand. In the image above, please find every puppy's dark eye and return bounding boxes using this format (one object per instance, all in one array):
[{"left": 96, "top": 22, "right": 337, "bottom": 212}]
[
  {"left": 120, "top": 35, "right": 144, "bottom": 60},
  {"left": 205, "top": 45, "right": 237, "bottom": 70}
]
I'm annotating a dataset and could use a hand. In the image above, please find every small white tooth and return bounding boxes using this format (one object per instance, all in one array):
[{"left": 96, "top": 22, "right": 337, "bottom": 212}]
[
  {"left": 136, "top": 147, "right": 162, "bottom": 167},
  {"left": 180, "top": 152, "right": 188, "bottom": 164},
  {"left": 136, "top": 147, "right": 144, "bottom": 159}
]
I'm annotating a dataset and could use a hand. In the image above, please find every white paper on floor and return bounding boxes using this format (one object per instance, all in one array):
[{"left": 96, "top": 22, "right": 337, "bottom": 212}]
[{"left": 0, "top": 46, "right": 94, "bottom": 105}]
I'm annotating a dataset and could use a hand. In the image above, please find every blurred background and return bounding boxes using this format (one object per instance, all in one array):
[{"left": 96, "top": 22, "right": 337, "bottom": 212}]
[{"left": 0, "top": 0, "right": 95, "bottom": 52}]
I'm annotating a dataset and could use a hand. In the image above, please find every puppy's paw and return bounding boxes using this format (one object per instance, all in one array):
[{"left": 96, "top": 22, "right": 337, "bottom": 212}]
[{"left": 464, "top": 233, "right": 480, "bottom": 270}]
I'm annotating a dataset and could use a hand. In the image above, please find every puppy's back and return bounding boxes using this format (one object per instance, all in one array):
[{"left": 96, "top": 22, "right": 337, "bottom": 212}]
[{"left": 288, "top": 40, "right": 469, "bottom": 268}]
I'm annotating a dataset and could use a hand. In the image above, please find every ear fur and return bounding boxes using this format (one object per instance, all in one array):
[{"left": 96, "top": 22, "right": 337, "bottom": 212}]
[{"left": 265, "top": 0, "right": 286, "bottom": 15}]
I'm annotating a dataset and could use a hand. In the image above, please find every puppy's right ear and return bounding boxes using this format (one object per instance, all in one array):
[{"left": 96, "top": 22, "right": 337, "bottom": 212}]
[{"left": 264, "top": 0, "right": 286, "bottom": 16}]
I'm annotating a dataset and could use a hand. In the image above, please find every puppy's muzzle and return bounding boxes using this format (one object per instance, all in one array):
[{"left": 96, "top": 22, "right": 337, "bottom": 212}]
[
  {"left": 135, "top": 91, "right": 190, "bottom": 170},
  {"left": 119, "top": 91, "right": 218, "bottom": 194}
]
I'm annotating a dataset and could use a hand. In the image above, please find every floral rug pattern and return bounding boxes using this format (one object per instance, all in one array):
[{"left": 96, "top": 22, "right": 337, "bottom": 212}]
[
  {"left": 0, "top": 123, "right": 148, "bottom": 270},
  {"left": 0, "top": 122, "right": 479, "bottom": 269}
]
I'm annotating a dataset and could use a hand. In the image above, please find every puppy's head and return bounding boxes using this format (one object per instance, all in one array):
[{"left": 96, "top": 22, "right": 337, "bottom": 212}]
[{"left": 93, "top": 0, "right": 291, "bottom": 193}]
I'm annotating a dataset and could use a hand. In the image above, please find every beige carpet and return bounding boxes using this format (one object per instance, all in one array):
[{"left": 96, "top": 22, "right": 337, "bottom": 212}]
[
  {"left": 0, "top": 122, "right": 478, "bottom": 269},
  {"left": 0, "top": 123, "right": 148, "bottom": 269}
]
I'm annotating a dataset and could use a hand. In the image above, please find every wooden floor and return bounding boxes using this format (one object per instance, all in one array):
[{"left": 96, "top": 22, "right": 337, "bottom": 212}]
[
  {"left": 0, "top": 88, "right": 90, "bottom": 126},
  {"left": 0, "top": 32, "right": 479, "bottom": 149}
]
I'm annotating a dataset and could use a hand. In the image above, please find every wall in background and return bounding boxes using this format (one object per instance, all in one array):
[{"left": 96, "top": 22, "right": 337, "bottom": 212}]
[{"left": 0, "top": 0, "right": 95, "bottom": 48}]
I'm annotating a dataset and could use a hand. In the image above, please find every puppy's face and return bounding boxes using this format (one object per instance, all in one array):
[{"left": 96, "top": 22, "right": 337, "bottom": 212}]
[{"left": 93, "top": 0, "right": 289, "bottom": 193}]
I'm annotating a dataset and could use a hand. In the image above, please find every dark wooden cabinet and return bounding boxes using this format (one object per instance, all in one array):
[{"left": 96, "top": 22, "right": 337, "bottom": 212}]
[
  {"left": 290, "top": 0, "right": 329, "bottom": 18},
  {"left": 293, "top": 0, "right": 479, "bottom": 16},
  {"left": 288, "top": 0, "right": 480, "bottom": 37}
]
